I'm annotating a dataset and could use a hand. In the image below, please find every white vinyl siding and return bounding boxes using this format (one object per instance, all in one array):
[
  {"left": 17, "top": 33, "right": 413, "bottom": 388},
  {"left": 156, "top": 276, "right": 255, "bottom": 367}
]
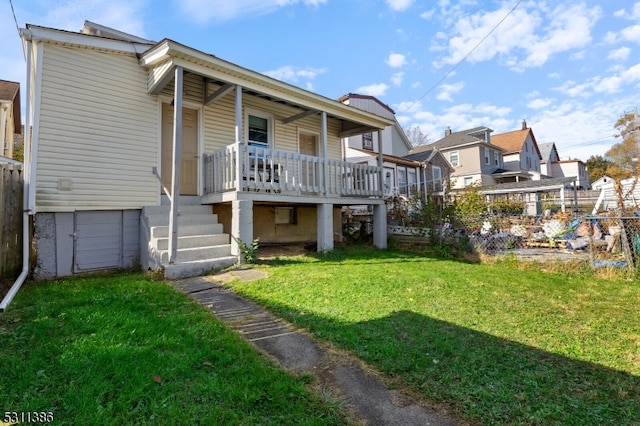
[
  {"left": 36, "top": 44, "right": 158, "bottom": 212},
  {"left": 201, "top": 89, "right": 343, "bottom": 161}
]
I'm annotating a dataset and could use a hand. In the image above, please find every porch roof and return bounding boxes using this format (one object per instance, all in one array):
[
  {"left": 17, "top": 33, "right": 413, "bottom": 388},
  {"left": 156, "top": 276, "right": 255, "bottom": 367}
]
[
  {"left": 139, "top": 39, "right": 395, "bottom": 137},
  {"left": 478, "top": 176, "right": 577, "bottom": 195}
]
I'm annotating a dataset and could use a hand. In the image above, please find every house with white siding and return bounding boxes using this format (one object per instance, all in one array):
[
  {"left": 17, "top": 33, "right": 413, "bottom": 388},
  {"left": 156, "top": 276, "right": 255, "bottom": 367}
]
[
  {"left": 20, "top": 21, "right": 393, "bottom": 279},
  {"left": 339, "top": 94, "right": 423, "bottom": 198},
  {"left": 490, "top": 120, "right": 542, "bottom": 182}
]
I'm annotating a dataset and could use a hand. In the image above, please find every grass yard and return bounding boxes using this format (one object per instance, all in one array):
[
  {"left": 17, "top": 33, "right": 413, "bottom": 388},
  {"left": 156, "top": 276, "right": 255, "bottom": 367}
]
[
  {"left": 0, "top": 274, "right": 348, "bottom": 425},
  {"left": 229, "top": 246, "right": 640, "bottom": 425}
]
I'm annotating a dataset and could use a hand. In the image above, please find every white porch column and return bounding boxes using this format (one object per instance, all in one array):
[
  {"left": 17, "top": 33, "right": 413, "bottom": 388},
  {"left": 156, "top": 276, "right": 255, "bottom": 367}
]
[
  {"left": 377, "top": 129, "right": 384, "bottom": 194},
  {"left": 373, "top": 204, "right": 387, "bottom": 249},
  {"left": 560, "top": 186, "right": 566, "bottom": 212},
  {"left": 235, "top": 85, "right": 243, "bottom": 188},
  {"left": 317, "top": 203, "right": 334, "bottom": 252},
  {"left": 231, "top": 199, "right": 253, "bottom": 262},
  {"left": 373, "top": 129, "right": 387, "bottom": 249},
  {"left": 321, "top": 111, "right": 328, "bottom": 195},
  {"left": 168, "top": 66, "right": 184, "bottom": 264}
]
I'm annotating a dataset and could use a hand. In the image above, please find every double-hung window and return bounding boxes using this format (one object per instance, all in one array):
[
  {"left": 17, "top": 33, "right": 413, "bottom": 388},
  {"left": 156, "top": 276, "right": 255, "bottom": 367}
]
[
  {"left": 363, "top": 132, "right": 373, "bottom": 150},
  {"left": 449, "top": 151, "right": 459, "bottom": 167},
  {"left": 432, "top": 166, "right": 442, "bottom": 192},
  {"left": 248, "top": 114, "right": 270, "bottom": 149}
]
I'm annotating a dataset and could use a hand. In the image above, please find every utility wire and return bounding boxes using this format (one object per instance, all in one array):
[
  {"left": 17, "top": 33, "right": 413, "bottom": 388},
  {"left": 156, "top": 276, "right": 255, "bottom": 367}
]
[
  {"left": 398, "top": 0, "right": 525, "bottom": 115},
  {"left": 9, "top": 0, "right": 20, "bottom": 34}
]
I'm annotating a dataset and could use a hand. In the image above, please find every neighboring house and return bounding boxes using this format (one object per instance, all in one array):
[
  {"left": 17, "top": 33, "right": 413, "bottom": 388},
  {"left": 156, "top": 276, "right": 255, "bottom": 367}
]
[
  {"left": 20, "top": 21, "right": 394, "bottom": 279},
  {"left": 491, "top": 120, "right": 542, "bottom": 182},
  {"left": 538, "top": 142, "right": 560, "bottom": 177},
  {"left": 0, "top": 80, "right": 21, "bottom": 159},
  {"left": 410, "top": 126, "right": 508, "bottom": 189},
  {"left": 550, "top": 158, "right": 590, "bottom": 190},
  {"left": 339, "top": 93, "right": 422, "bottom": 198},
  {"left": 539, "top": 141, "right": 589, "bottom": 189},
  {"left": 591, "top": 175, "right": 613, "bottom": 190},
  {"left": 403, "top": 149, "right": 452, "bottom": 197}
]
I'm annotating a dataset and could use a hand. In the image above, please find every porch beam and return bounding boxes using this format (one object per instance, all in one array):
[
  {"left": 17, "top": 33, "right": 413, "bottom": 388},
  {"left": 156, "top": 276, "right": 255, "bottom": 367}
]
[
  {"left": 339, "top": 125, "right": 377, "bottom": 138},
  {"left": 283, "top": 109, "right": 317, "bottom": 124},
  {"left": 168, "top": 66, "right": 184, "bottom": 264},
  {"left": 204, "top": 81, "right": 234, "bottom": 106}
]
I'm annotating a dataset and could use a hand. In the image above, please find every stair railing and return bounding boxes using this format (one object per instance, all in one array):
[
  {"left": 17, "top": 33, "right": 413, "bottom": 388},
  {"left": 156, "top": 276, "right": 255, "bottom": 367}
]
[{"left": 152, "top": 167, "right": 173, "bottom": 203}]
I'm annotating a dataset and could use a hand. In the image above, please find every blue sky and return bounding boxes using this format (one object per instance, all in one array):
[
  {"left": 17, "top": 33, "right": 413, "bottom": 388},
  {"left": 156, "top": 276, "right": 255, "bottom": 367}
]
[{"left": 2, "top": 0, "right": 639, "bottom": 161}]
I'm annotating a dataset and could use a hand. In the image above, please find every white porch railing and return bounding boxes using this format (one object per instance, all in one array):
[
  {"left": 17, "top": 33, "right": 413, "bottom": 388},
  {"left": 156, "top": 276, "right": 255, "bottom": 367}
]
[{"left": 204, "top": 144, "right": 383, "bottom": 198}]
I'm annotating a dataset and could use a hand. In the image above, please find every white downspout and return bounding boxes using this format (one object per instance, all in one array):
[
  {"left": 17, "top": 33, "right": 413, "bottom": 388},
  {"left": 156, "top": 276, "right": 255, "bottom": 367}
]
[{"left": 1, "top": 33, "right": 34, "bottom": 312}]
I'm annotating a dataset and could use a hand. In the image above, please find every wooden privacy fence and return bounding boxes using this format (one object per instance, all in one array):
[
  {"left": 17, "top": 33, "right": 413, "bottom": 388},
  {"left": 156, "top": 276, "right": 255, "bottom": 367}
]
[{"left": 0, "top": 165, "right": 23, "bottom": 279}]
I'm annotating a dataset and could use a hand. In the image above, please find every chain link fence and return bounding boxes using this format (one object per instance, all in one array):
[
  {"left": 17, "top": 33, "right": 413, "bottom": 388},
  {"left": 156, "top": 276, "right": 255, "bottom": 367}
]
[{"left": 386, "top": 211, "right": 640, "bottom": 274}]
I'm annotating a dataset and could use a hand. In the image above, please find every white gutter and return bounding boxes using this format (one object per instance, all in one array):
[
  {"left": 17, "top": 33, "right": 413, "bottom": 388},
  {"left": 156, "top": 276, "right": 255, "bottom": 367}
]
[{"left": 1, "top": 34, "right": 33, "bottom": 312}]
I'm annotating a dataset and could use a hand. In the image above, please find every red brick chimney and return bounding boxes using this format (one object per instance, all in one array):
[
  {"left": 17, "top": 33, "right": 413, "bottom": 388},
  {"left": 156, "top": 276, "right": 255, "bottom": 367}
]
[{"left": 522, "top": 120, "right": 527, "bottom": 130}]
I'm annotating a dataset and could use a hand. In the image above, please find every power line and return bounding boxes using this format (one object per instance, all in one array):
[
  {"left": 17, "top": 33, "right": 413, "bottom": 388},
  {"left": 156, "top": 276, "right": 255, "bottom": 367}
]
[
  {"left": 9, "top": 0, "right": 20, "bottom": 34},
  {"left": 398, "top": 0, "right": 525, "bottom": 115}
]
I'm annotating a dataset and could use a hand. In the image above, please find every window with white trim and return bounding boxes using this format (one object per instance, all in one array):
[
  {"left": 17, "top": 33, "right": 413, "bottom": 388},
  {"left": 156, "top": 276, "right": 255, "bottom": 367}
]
[
  {"left": 432, "top": 166, "right": 442, "bottom": 191},
  {"left": 484, "top": 147, "right": 490, "bottom": 165},
  {"left": 397, "top": 167, "right": 408, "bottom": 195},
  {"left": 247, "top": 112, "right": 272, "bottom": 149},
  {"left": 449, "top": 150, "right": 459, "bottom": 167},
  {"left": 407, "top": 169, "right": 417, "bottom": 195},
  {"left": 464, "top": 176, "right": 473, "bottom": 187},
  {"left": 362, "top": 132, "right": 373, "bottom": 150}
]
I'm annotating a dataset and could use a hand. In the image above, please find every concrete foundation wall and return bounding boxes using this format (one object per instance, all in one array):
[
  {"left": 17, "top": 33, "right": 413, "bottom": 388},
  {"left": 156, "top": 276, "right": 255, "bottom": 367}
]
[{"left": 33, "top": 210, "right": 140, "bottom": 279}]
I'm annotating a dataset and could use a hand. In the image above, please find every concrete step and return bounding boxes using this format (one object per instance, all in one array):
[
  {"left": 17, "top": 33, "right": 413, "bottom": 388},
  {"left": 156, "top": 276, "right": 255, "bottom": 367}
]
[
  {"left": 144, "top": 212, "right": 219, "bottom": 227},
  {"left": 155, "top": 234, "right": 230, "bottom": 250},
  {"left": 142, "top": 204, "right": 213, "bottom": 216},
  {"left": 159, "top": 244, "right": 232, "bottom": 263},
  {"left": 163, "top": 256, "right": 238, "bottom": 279},
  {"left": 150, "top": 223, "right": 224, "bottom": 239}
]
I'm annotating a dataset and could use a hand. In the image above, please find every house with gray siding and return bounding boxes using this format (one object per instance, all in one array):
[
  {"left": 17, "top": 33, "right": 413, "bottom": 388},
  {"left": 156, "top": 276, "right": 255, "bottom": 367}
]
[
  {"left": 410, "top": 126, "right": 510, "bottom": 189},
  {"left": 20, "top": 21, "right": 393, "bottom": 279}
]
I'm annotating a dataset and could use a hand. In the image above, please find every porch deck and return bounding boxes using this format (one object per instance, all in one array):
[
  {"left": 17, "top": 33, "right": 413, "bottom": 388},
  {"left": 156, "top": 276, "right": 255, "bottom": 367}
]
[{"left": 203, "top": 145, "right": 384, "bottom": 204}]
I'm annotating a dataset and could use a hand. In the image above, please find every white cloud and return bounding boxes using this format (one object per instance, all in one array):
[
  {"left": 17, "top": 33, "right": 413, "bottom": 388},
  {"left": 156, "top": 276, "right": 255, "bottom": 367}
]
[
  {"left": 391, "top": 72, "right": 404, "bottom": 86},
  {"left": 386, "top": 0, "right": 414, "bottom": 12},
  {"left": 433, "top": 3, "right": 601, "bottom": 72},
  {"left": 41, "top": 0, "right": 147, "bottom": 36},
  {"left": 621, "top": 24, "right": 640, "bottom": 43},
  {"left": 356, "top": 83, "right": 389, "bottom": 97},
  {"left": 419, "top": 9, "right": 435, "bottom": 20},
  {"left": 436, "top": 81, "right": 464, "bottom": 102},
  {"left": 264, "top": 65, "right": 325, "bottom": 83},
  {"left": 527, "top": 98, "right": 552, "bottom": 109},
  {"left": 386, "top": 53, "right": 407, "bottom": 68},
  {"left": 607, "top": 47, "right": 631, "bottom": 61},
  {"left": 179, "top": 0, "right": 327, "bottom": 23}
]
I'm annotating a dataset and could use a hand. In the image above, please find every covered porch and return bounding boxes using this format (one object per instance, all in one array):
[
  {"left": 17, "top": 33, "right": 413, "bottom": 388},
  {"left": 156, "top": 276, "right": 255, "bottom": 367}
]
[{"left": 139, "top": 39, "right": 393, "bottom": 261}]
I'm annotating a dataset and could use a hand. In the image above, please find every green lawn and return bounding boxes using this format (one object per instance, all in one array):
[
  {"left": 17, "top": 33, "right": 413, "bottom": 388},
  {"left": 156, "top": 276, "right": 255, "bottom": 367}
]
[
  {"left": 0, "top": 274, "right": 347, "bottom": 425},
  {"left": 229, "top": 246, "right": 640, "bottom": 425}
]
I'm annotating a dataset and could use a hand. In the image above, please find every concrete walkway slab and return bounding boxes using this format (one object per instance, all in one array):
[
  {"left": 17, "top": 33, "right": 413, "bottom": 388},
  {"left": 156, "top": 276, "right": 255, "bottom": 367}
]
[{"left": 171, "top": 274, "right": 457, "bottom": 426}]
